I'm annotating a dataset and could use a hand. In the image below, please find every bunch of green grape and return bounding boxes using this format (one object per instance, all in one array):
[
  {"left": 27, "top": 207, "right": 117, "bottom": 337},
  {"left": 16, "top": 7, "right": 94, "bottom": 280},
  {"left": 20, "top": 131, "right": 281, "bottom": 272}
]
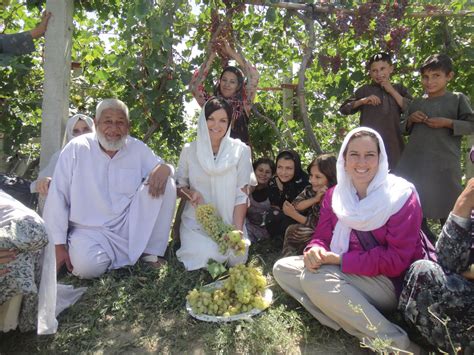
[
  {"left": 186, "top": 265, "right": 269, "bottom": 317},
  {"left": 195, "top": 204, "right": 246, "bottom": 256}
]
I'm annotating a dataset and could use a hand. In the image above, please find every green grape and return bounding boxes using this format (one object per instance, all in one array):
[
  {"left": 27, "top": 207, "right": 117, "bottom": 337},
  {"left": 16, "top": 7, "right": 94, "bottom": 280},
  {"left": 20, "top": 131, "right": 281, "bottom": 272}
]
[
  {"left": 195, "top": 204, "right": 246, "bottom": 256},
  {"left": 187, "top": 265, "right": 269, "bottom": 317}
]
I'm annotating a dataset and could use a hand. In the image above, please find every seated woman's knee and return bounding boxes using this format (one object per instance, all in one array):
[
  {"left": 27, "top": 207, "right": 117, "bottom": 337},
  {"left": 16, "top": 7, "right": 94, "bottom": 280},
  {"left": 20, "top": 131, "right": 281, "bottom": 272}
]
[
  {"left": 300, "top": 266, "right": 331, "bottom": 290},
  {"left": 407, "top": 259, "right": 440, "bottom": 277}
]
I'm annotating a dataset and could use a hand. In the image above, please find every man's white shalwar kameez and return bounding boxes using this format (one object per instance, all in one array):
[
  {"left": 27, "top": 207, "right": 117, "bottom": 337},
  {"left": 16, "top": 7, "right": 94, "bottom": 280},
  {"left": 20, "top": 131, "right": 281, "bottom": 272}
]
[{"left": 43, "top": 133, "right": 176, "bottom": 278}]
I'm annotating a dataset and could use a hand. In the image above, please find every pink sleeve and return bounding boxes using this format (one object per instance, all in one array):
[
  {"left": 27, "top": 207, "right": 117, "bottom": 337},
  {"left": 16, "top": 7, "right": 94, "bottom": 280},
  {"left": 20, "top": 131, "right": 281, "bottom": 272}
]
[
  {"left": 341, "top": 192, "right": 423, "bottom": 277},
  {"left": 304, "top": 187, "right": 336, "bottom": 252}
]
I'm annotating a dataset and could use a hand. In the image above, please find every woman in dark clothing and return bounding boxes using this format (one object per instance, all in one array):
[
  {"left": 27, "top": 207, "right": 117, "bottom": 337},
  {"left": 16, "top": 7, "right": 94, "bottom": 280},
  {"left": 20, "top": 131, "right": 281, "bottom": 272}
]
[{"left": 264, "top": 150, "right": 309, "bottom": 241}]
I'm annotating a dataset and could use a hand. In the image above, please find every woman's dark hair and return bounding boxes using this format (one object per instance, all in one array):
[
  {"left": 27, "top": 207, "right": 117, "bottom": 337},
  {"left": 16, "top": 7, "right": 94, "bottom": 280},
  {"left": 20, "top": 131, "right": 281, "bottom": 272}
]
[
  {"left": 214, "top": 66, "right": 245, "bottom": 98},
  {"left": 253, "top": 157, "right": 276, "bottom": 174},
  {"left": 307, "top": 154, "right": 337, "bottom": 188},
  {"left": 343, "top": 130, "right": 380, "bottom": 158},
  {"left": 366, "top": 52, "right": 392, "bottom": 70},
  {"left": 204, "top": 96, "right": 233, "bottom": 129},
  {"left": 420, "top": 54, "right": 453, "bottom": 75}
]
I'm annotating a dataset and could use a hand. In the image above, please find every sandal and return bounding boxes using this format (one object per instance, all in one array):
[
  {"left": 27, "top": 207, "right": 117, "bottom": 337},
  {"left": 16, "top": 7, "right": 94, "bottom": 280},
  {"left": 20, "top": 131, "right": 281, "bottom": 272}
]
[{"left": 141, "top": 254, "right": 167, "bottom": 269}]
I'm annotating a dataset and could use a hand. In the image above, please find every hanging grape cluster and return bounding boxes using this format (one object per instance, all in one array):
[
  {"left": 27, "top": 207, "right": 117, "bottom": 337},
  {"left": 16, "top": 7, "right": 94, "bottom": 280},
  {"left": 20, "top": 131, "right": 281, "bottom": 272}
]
[
  {"left": 318, "top": 54, "right": 342, "bottom": 74},
  {"left": 386, "top": 26, "right": 410, "bottom": 53},
  {"left": 209, "top": 10, "right": 233, "bottom": 67},
  {"left": 353, "top": 3, "right": 379, "bottom": 37},
  {"left": 329, "top": 2, "right": 411, "bottom": 56},
  {"left": 387, "top": 0, "right": 409, "bottom": 20},
  {"left": 335, "top": 10, "right": 351, "bottom": 34},
  {"left": 195, "top": 204, "right": 246, "bottom": 256},
  {"left": 187, "top": 264, "right": 269, "bottom": 317},
  {"left": 375, "top": 13, "right": 390, "bottom": 38}
]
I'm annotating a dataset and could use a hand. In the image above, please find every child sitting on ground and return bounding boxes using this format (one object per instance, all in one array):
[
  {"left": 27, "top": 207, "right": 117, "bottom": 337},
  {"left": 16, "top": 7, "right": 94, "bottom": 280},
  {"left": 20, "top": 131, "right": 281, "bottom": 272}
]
[
  {"left": 281, "top": 154, "right": 337, "bottom": 256},
  {"left": 340, "top": 52, "right": 411, "bottom": 169},
  {"left": 395, "top": 54, "right": 474, "bottom": 240}
]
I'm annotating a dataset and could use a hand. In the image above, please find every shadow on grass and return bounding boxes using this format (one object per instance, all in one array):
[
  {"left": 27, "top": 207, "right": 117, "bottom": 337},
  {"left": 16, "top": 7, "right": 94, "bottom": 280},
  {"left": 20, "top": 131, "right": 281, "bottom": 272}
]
[{"left": 0, "top": 239, "right": 362, "bottom": 354}]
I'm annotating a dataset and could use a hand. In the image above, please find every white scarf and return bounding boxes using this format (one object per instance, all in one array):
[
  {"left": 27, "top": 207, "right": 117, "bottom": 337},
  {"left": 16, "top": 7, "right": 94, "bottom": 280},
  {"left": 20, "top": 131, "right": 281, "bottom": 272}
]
[
  {"left": 330, "top": 127, "right": 416, "bottom": 254},
  {"left": 65, "top": 114, "right": 95, "bottom": 142},
  {"left": 195, "top": 102, "right": 248, "bottom": 224}
]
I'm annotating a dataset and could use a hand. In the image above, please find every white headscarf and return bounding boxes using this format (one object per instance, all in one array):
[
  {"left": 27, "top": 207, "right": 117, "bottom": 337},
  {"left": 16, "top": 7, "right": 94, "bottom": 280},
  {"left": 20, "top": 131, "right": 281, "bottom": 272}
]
[
  {"left": 65, "top": 114, "right": 94, "bottom": 142},
  {"left": 196, "top": 99, "right": 253, "bottom": 223},
  {"left": 330, "top": 127, "right": 417, "bottom": 254}
]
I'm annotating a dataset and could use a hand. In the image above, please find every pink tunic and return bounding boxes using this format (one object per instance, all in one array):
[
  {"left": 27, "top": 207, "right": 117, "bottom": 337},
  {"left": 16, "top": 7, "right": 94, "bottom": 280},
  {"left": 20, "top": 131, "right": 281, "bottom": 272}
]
[{"left": 306, "top": 187, "right": 424, "bottom": 278}]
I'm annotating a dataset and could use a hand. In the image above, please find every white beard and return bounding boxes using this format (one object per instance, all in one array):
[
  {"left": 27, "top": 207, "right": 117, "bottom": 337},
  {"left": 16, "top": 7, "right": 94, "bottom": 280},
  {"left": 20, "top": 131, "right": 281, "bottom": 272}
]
[{"left": 96, "top": 130, "right": 126, "bottom": 152}]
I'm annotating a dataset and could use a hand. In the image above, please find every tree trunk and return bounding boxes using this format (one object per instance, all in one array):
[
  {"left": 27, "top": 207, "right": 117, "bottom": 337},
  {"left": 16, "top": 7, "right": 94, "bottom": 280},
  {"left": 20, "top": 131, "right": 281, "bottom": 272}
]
[{"left": 40, "top": 0, "right": 74, "bottom": 170}]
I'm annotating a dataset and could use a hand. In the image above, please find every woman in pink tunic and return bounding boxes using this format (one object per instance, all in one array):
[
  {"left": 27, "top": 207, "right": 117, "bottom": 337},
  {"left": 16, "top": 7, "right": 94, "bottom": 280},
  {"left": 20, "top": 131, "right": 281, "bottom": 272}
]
[{"left": 273, "top": 127, "right": 424, "bottom": 352}]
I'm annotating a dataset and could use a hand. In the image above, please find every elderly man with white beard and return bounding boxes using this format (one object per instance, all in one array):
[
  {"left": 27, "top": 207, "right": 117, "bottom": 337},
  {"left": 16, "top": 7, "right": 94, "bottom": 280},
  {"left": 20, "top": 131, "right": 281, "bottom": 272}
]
[{"left": 43, "top": 99, "right": 176, "bottom": 278}]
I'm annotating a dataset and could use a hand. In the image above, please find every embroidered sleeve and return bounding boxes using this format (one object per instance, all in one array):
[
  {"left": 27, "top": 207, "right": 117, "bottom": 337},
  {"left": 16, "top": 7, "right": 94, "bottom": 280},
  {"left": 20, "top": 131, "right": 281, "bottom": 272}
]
[{"left": 436, "top": 212, "right": 472, "bottom": 273}]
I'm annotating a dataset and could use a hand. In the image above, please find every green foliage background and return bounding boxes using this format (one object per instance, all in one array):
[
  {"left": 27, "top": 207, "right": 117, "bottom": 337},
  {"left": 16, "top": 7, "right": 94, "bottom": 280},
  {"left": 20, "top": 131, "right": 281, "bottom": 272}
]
[{"left": 0, "top": 0, "right": 472, "bottom": 168}]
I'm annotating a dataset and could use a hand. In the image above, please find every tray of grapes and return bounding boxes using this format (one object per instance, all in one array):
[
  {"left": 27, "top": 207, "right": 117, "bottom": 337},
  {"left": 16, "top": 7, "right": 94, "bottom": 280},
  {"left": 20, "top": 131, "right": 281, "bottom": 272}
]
[{"left": 186, "top": 265, "right": 272, "bottom": 322}]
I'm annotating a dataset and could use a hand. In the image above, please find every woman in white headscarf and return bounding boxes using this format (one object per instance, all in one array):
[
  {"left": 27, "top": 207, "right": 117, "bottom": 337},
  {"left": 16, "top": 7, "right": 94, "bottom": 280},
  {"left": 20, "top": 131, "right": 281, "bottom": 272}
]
[
  {"left": 30, "top": 114, "right": 94, "bottom": 196},
  {"left": 176, "top": 97, "right": 255, "bottom": 271},
  {"left": 273, "top": 127, "right": 425, "bottom": 352}
]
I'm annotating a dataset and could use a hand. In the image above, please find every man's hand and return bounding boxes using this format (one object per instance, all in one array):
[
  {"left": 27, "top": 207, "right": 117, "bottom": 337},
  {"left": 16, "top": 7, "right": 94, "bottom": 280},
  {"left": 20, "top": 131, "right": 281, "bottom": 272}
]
[
  {"left": 379, "top": 78, "right": 395, "bottom": 95},
  {"left": 303, "top": 246, "right": 326, "bottom": 272},
  {"left": 408, "top": 110, "right": 428, "bottom": 124},
  {"left": 30, "top": 11, "right": 51, "bottom": 39},
  {"left": 36, "top": 177, "right": 52, "bottom": 195},
  {"left": 146, "top": 164, "right": 171, "bottom": 198},
  {"left": 424, "top": 117, "right": 453, "bottom": 129},
  {"left": 55, "top": 244, "right": 73, "bottom": 273},
  {"left": 359, "top": 95, "right": 381, "bottom": 106}
]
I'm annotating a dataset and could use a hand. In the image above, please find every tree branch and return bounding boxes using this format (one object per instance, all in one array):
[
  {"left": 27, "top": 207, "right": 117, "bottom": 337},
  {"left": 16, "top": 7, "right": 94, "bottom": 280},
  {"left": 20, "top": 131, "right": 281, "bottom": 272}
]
[
  {"left": 293, "top": 10, "right": 322, "bottom": 154},
  {"left": 242, "top": 1, "right": 473, "bottom": 17},
  {"left": 251, "top": 105, "right": 292, "bottom": 149}
]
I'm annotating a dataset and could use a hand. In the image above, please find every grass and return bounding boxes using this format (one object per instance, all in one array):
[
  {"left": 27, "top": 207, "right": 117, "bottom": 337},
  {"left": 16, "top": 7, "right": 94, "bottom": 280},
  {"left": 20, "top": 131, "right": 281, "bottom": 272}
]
[{"left": 0, "top": 239, "right": 365, "bottom": 354}]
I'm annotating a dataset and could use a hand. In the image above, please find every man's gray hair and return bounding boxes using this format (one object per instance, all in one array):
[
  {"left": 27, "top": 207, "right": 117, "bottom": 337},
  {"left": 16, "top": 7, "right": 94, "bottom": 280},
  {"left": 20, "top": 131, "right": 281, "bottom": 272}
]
[{"left": 96, "top": 99, "right": 129, "bottom": 122}]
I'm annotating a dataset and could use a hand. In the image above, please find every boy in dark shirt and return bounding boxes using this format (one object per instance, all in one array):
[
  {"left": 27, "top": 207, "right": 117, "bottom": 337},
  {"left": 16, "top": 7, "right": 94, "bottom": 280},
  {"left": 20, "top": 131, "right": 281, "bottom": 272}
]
[{"left": 340, "top": 53, "right": 411, "bottom": 169}]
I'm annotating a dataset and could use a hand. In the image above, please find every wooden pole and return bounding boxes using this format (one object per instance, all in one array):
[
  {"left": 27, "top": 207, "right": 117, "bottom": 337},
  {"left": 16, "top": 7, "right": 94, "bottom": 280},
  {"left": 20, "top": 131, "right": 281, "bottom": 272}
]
[{"left": 39, "top": 0, "right": 74, "bottom": 171}]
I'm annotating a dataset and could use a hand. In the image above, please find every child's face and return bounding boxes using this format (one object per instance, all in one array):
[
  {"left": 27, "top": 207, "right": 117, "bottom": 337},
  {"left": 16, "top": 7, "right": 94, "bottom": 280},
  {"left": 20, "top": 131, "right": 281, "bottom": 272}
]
[
  {"left": 369, "top": 60, "right": 394, "bottom": 84},
  {"left": 421, "top": 69, "right": 453, "bottom": 98},
  {"left": 309, "top": 165, "right": 328, "bottom": 193},
  {"left": 276, "top": 158, "right": 295, "bottom": 183},
  {"left": 255, "top": 163, "right": 273, "bottom": 186}
]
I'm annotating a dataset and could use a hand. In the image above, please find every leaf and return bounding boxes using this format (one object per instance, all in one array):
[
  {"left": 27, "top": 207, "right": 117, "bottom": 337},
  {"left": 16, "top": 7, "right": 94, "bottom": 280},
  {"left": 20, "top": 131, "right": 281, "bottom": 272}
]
[
  {"left": 207, "top": 260, "right": 227, "bottom": 280},
  {"left": 265, "top": 7, "right": 276, "bottom": 23}
]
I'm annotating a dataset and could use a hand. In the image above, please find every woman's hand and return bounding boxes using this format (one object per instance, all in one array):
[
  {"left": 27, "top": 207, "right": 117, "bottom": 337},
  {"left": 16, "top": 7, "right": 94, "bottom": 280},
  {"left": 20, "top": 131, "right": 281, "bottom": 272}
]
[
  {"left": 461, "top": 265, "right": 474, "bottom": 280},
  {"left": 36, "top": 177, "right": 52, "bottom": 195},
  {"left": 452, "top": 178, "right": 474, "bottom": 218},
  {"left": 320, "top": 251, "right": 341, "bottom": 265},
  {"left": 188, "top": 190, "right": 204, "bottom": 207},
  {"left": 303, "top": 246, "right": 326, "bottom": 272}
]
